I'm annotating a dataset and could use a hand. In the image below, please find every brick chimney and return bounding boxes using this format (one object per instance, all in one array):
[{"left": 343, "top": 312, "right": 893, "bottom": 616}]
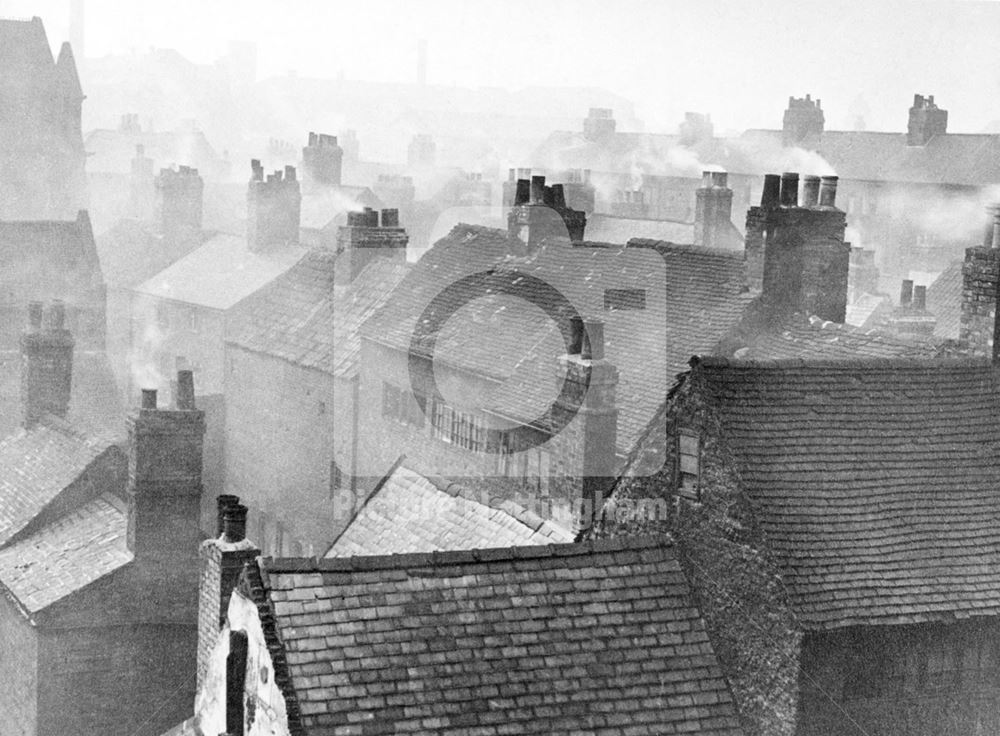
[
  {"left": 744, "top": 172, "right": 849, "bottom": 324},
  {"left": 302, "top": 131, "right": 343, "bottom": 190},
  {"left": 125, "top": 370, "right": 205, "bottom": 562},
  {"left": 129, "top": 144, "right": 154, "bottom": 220},
  {"left": 694, "top": 171, "right": 734, "bottom": 249},
  {"left": 247, "top": 160, "right": 301, "bottom": 252},
  {"left": 583, "top": 108, "right": 616, "bottom": 143},
  {"left": 848, "top": 247, "right": 880, "bottom": 302},
  {"left": 407, "top": 134, "right": 436, "bottom": 168},
  {"left": 155, "top": 165, "right": 204, "bottom": 249},
  {"left": 196, "top": 494, "right": 259, "bottom": 691},
  {"left": 907, "top": 94, "right": 947, "bottom": 147},
  {"left": 960, "top": 206, "right": 1000, "bottom": 360},
  {"left": 783, "top": 94, "right": 824, "bottom": 146},
  {"left": 20, "top": 301, "right": 74, "bottom": 427},
  {"left": 553, "top": 317, "right": 619, "bottom": 535},
  {"left": 507, "top": 175, "right": 587, "bottom": 251},
  {"left": 334, "top": 207, "right": 409, "bottom": 284}
]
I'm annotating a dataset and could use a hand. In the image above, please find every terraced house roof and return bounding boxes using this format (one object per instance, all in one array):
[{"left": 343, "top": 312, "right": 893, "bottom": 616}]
[{"left": 240, "top": 536, "right": 744, "bottom": 735}]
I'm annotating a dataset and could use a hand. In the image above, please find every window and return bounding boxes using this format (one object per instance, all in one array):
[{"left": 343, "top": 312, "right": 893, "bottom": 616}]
[
  {"left": 676, "top": 429, "right": 701, "bottom": 501},
  {"left": 431, "top": 399, "right": 485, "bottom": 451},
  {"left": 226, "top": 631, "right": 249, "bottom": 736},
  {"left": 382, "top": 382, "right": 426, "bottom": 428}
]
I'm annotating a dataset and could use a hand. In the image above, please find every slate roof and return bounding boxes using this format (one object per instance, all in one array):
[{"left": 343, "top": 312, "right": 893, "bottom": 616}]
[
  {"left": 365, "top": 225, "right": 754, "bottom": 454},
  {"left": 844, "top": 293, "right": 891, "bottom": 330},
  {"left": 0, "top": 493, "right": 131, "bottom": 613},
  {"left": 96, "top": 218, "right": 209, "bottom": 288},
  {"left": 325, "top": 465, "right": 572, "bottom": 557},
  {"left": 927, "top": 259, "right": 964, "bottom": 340},
  {"left": 226, "top": 249, "right": 409, "bottom": 377},
  {"left": 694, "top": 357, "right": 1000, "bottom": 630},
  {"left": 732, "top": 314, "right": 941, "bottom": 361},
  {"left": 0, "top": 414, "right": 122, "bottom": 548},
  {"left": 244, "top": 536, "right": 744, "bottom": 736},
  {"left": 133, "top": 232, "right": 306, "bottom": 311}
]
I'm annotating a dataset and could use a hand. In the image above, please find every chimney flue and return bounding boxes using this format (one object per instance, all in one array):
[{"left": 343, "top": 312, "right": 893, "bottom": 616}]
[
  {"left": 215, "top": 495, "right": 240, "bottom": 537},
  {"left": 222, "top": 504, "right": 248, "bottom": 543},
  {"left": 818, "top": 176, "right": 839, "bottom": 208},
  {"left": 569, "top": 316, "right": 585, "bottom": 355},
  {"left": 582, "top": 320, "right": 605, "bottom": 361},
  {"left": 801, "top": 176, "right": 821, "bottom": 207},
  {"left": 900, "top": 279, "right": 914, "bottom": 307},
  {"left": 176, "top": 370, "right": 195, "bottom": 410},
  {"left": 779, "top": 172, "right": 799, "bottom": 207},
  {"left": 141, "top": 388, "right": 157, "bottom": 409},
  {"left": 913, "top": 285, "right": 927, "bottom": 310},
  {"left": 761, "top": 174, "right": 781, "bottom": 208}
]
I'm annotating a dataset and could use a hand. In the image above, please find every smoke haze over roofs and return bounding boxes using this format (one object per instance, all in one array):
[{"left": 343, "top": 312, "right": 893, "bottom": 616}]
[{"left": 12, "top": 0, "right": 1000, "bottom": 135}]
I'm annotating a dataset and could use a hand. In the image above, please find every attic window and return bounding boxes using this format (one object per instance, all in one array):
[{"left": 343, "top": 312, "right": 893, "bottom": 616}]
[
  {"left": 604, "top": 288, "right": 646, "bottom": 311},
  {"left": 676, "top": 428, "right": 701, "bottom": 501}
]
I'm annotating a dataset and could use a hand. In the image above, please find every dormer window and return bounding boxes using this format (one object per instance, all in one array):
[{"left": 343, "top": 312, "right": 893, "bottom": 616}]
[{"left": 677, "top": 428, "right": 701, "bottom": 501}]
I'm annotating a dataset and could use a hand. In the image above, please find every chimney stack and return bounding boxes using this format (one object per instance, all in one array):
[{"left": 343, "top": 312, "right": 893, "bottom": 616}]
[
  {"left": 197, "top": 494, "right": 259, "bottom": 690},
  {"left": 302, "top": 132, "right": 343, "bottom": 190},
  {"left": 20, "top": 301, "right": 74, "bottom": 427},
  {"left": 247, "top": 160, "right": 301, "bottom": 252},
  {"left": 694, "top": 170, "right": 735, "bottom": 249},
  {"left": 745, "top": 172, "right": 849, "bottom": 323},
  {"left": 782, "top": 94, "right": 825, "bottom": 145},
  {"left": 583, "top": 108, "right": 616, "bottom": 143},
  {"left": 900, "top": 279, "right": 914, "bottom": 307},
  {"left": 155, "top": 165, "right": 204, "bottom": 249},
  {"left": 907, "top": 94, "right": 948, "bottom": 147},
  {"left": 554, "top": 317, "right": 618, "bottom": 535},
  {"left": 334, "top": 207, "right": 409, "bottom": 284},
  {"left": 507, "top": 175, "right": 587, "bottom": 251},
  {"left": 913, "top": 285, "right": 927, "bottom": 311},
  {"left": 960, "top": 238, "right": 1000, "bottom": 362}
]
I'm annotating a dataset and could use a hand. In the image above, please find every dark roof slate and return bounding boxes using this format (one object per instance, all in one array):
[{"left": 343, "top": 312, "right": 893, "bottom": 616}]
[
  {"left": 695, "top": 357, "right": 1000, "bottom": 630},
  {"left": 250, "top": 536, "right": 744, "bottom": 736}
]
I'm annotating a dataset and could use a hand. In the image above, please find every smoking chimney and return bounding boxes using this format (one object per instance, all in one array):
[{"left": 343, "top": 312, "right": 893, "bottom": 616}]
[
  {"left": 302, "top": 131, "right": 343, "bottom": 190},
  {"left": 20, "top": 301, "right": 74, "bottom": 427},
  {"left": 507, "top": 175, "right": 587, "bottom": 251},
  {"left": 197, "top": 494, "right": 259, "bottom": 690},
  {"left": 334, "top": 207, "right": 409, "bottom": 283},
  {"left": 694, "top": 171, "right": 735, "bottom": 249},
  {"left": 907, "top": 94, "right": 948, "bottom": 146}
]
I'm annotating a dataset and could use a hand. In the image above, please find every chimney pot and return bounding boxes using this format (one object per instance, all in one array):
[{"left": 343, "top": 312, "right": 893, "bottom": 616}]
[
  {"left": 779, "top": 172, "right": 799, "bottom": 207},
  {"left": 380, "top": 208, "right": 400, "bottom": 228},
  {"left": 818, "top": 176, "right": 839, "bottom": 207},
  {"left": 140, "top": 388, "right": 158, "bottom": 409},
  {"left": 514, "top": 178, "right": 530, "bottom": 205},
  {"left": 216, "top": 494, "right": 240, "bottom": 537},
  {"left": 551, "top": 184, "right": 567, "bottom": 210},
  {"left": 701, "top": 171, "right": 713, "bottom": 188},
  {"left": 530, "top": 175, "right": 546, "bottom": 204},
  {"left": 176, "top": 370, "right": 196, "bottom": 410},
  {"left": 801, "top": 175, "right": 821, "bottom": 207},
  {"left": 761, "top": 174, "right": 781, "bottom": 208},
  {"left": 913, "top": 285, "right": 927, "bottom": 310},
  {"left": 569, "top": 316, "right": 585, "bottom": 355},
  {"left": 222, "top": 503, "right": 248, "bottom": 543},
  {"left": 900, "top": 279, "right": 914, "bottom": 307}
]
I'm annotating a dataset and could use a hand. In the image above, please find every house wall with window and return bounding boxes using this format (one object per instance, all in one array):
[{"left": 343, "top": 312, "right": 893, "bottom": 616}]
[
  {"left": 797, "top": 621, "right": 1000, "bottom": 736},
  {"left": 222, "top": 345, "right": 352, "bottom": 556}
]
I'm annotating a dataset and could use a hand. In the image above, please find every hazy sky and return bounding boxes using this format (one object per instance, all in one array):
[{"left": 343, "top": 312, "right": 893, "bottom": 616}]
[{"left": 10, "top": 0, "right": 1000, "bottom": 134}]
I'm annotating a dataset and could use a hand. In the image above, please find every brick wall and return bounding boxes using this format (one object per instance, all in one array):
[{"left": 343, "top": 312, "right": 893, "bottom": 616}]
[
  {"left": 798, "top": 621, "right": 1000, "bottom": 736},
  {"left": 960, "top": 246, "right": 1000, "bottom": 359},
  {"left": 223, "top": 346, "right": 348, "bottom": 554},
  {"left": 0, "top": 595, "right": 38, "bottom": 736}
]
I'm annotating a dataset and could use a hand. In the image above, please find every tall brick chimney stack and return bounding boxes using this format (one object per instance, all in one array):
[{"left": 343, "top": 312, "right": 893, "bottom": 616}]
[
  {"left": 553, "top": 317, "right": 619, "bottom": 535},
  {"left": 125, "top": 370, "right": 205, "bottom": 562},
  {"left": 960, "top": 206, "right": 1000, "bottom": 361},
  {"left": 782, "top": 94, "right": 825, "bottom": 146},
  {"left": 744, "top": 172, "right": 849, "bottom": 324},
  {"left": 20, "top": 301, "right": 74, "bottom": 427},
  {"left": 302, "top": 131, "right": 343, "bottom": 191},
  {"left": 155, "top": 165, "right": 204, "bottom": 249},
  {"left": 196, "top": 494, "right": 259, "bottom": 690},
  {"left": 907, "top": 94, "right": 948, "bottom": 147},
  {"left": 247, "top": 159, "right": 301, "bottom": 252},
  {"left": 694, "top": 171, "right": 734, "bottom": 249},
  {"left": 507, "top": 175, "right": 587, "bottom": 252},
  {"left": 334, "top": 207, "right": 409, "bottom": 284}
]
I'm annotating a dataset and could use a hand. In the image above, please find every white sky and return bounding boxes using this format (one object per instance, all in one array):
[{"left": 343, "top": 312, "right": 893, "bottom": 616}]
[{"left": 8, "top": 0, "right": 1000, "bottom": 133}]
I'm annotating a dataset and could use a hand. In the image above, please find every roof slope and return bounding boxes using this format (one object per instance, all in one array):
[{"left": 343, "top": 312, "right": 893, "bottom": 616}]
[
  {"left": 134, "top": 233, "right": 306, "bottom": 311},
  {"left": 325, "top": 465, "right": 572, "bottom": 557},
  {"left": 697, "top": 357, "right": 1000, "bottom": 630},
  {"left": 0, "top": 493, "right": 131, "bottom": 613},
  {"left": 226, "top": 250, "right": 409, "bottom": 377},
  {"left": 250, "top": 536, "right": 743, "bottom": 735},
  {"left": 365, "top": 225, "right": 754, "bottom": 454},
  {"left": 927, "top": 259, "right": 963, "bottom": 340},
  {"left": 0, "top": 415, "right": 121, "bottom": 547}
]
